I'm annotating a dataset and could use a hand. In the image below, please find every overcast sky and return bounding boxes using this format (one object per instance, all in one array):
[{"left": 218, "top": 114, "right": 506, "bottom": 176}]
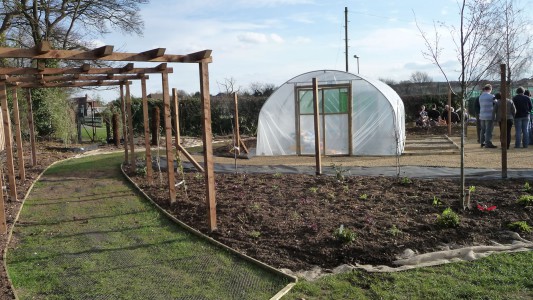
[{"left": 85, "top": 0, "right": 533, "bottom": 102}]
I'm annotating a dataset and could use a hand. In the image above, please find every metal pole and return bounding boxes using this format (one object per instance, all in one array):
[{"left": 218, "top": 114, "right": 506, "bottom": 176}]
[
  {"left": 354, "top": 55, "right": 360, "bottom": 74},
  {"left": 345, "top": 7, "right": 349, "bottom": 72}
]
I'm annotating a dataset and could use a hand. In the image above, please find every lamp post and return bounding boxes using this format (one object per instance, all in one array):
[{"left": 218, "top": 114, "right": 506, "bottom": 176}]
[{"left": 353, "top": 55, "right": 360, "bottom": 74}]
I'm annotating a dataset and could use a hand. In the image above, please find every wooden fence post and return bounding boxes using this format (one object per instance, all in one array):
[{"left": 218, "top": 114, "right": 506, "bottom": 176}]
[{"left": 161, "top": 72, "right": 176, "bottom": 203}]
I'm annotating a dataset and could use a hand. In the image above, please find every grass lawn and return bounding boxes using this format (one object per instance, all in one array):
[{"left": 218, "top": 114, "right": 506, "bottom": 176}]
[
  {"left": 286, "top": 250, "right": 533, "bottom": 299},
  {"left": 80, "top": 125, "right": 107, "bottom": 142}
]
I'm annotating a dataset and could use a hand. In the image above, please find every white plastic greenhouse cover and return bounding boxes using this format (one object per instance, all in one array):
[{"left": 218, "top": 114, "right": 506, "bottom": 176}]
[{"left": 256, "top": 70, "right": 405, "bottom": 156}]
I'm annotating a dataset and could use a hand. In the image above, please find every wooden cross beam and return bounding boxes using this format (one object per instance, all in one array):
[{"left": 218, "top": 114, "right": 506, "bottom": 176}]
[
  {"left": 0, "top": 65, "right": 173, "bottom": 75},
  {"left": 11, "top": 80, "right": 133, "bottom": 88},
  {"left": 4, "top": 74, "right": 149, "bottom": 83},
  {"left": 0, "top": 43, "right": 212, "bottom": 63}
]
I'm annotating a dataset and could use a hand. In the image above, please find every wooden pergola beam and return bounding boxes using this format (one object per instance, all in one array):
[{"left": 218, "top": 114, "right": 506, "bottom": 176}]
[
  {"left": 13, "top": 80, "right": 132, "bottom": 88},
  {"left": 94, "top": 45, "right": 114, "bottom": 57},
  {"left": 4, "top": 74, "right": 149, "bottom": 83},
  {"left": 142, "top": 48, "right": 166, "bottom": 58},
  {"left": 0, "top": 66, "right": 173, "bottom": 75},
  {"left": 0, "top": 46, "right": 212, "bottom": 63}
]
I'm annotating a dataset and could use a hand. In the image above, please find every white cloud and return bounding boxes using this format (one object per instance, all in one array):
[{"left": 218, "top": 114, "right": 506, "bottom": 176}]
[
  {"left": 237, "top": 32, "right": 269, "bottom": 44},
  {"left": 270, "top": 33, "right": 284, "bottom": 43},
  {"left": 294, "top": 36, "right": 312, "bottom": 44}
]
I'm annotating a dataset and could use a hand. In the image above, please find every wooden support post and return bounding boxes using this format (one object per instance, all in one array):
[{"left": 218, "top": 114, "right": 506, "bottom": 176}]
[
  {"left": 120, "top": 84, "right": 128, "bottom": 164},
  {"left": 11, "top": 87, "right": 25, "bottom": 180},
  {"left": 312, "top": 78, "right": 322, "bottom": 175},
  {"left": 500, "top": 64, "right": 507, "bottom": 178},
  {"left": 25, "top": 90, "right": 37, "bottom": 167},
  {"left": 141, "top": 77, "right": 153, "bottom": 184},
  {"left": 161, "top": 72, "right": 176, "bottom": 203},
  {"left": 199, "top": 62, "right": 217, "bottom": 231},
  {"left": 151, "top": 107, "right": 160, "bottom": 146},
  {"left": 0, "top": 81, "right": 17, "bottom": 201},
  {"left": 0, "top": 167, "right": 7, "bottom": 234},
  {"left": 233, "top": 93, "right": 248, "bottom": 154},
  {"left": 125, "top": 82, "right": 135, "bottom": 168},
  {"left": 172, "top": 88, "right": 181, "bottom": 146}
]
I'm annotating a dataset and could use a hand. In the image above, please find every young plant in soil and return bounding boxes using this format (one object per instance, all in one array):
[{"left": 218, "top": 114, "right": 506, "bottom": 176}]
[
  {"left": 507, "top": 221, "right": 532, "bottom": 233},
  {"left": 517, "top": 195, "right": 533, "bottom": 206},
  {"left": 436, "top": 208, "right": 460, "bottom": 228},
  {"left": 333, "top": 225, "right": 357, "bottom": 243}
]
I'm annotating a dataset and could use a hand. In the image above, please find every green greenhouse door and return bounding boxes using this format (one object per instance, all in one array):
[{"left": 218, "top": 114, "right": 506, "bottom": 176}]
[{"left": 296, "top": 86, "right": 351, "bottom": 155}]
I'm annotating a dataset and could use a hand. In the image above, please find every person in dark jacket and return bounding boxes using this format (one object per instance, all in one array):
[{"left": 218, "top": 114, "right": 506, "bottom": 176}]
[
  {"left": 494, "top": 92, "right": 516, "bottom": 149},
  {"left": 512, "top": 87, "right": 532, "bottom": 148}
]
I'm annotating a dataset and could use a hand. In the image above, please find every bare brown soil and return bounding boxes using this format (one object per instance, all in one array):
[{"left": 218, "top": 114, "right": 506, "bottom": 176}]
[{"left": 131, "top": 171, "right": 533, "bottom": 271}]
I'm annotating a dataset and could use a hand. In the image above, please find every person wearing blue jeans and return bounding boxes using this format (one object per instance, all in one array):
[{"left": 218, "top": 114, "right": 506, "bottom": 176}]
[{"left": 512, "top": 87, "right": 532, "bottom": 148}]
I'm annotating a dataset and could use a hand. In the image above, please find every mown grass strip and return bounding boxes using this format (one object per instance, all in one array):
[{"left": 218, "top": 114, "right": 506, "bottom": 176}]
[
  {"left": 287, "top": 251, "right": 533, "bottom": 299},
  {"left": 7, "top": 153, "right": 290, "bottom": 299}
]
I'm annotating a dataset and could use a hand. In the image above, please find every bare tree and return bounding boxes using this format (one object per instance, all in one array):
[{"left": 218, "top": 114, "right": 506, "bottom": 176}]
[
  {"left": 486, "top": 0, "right": 532, "bottom": 94},
  {"left": 410, "top": 71, "right": 433, "bottom": 83},
  {"left": 217, "top": 77, "right": 240, "bottom": 95},
  {"left": 248, "top": 82, "right": 277, "bottom": 97},
  {"left": 1, "top": 0, "right": 148, "bottom": 49},
  {"left": 415, "top": 0, "right": 502, "bottom": 208}
]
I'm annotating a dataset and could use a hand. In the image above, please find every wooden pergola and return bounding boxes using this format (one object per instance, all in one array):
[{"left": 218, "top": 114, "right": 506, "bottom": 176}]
[{"left": 0, "top": 42, "right": 217, "bottom": 233}]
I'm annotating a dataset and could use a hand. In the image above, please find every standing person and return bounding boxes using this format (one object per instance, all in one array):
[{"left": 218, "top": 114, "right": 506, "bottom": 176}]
[
  {"left": 525, "top": 90, "right": 533, "bottom": 145},
  {"left": 474, "top": 95, "right": 481, "bottom": 143},
  {"left": 494, "top": 92, "right": 516, "bottom": 150},
  {"left": 512, "top": 87, "right": 532, "bottom": 148},
  {"left": 479, "top": 84, "right": 497, "bottom": 148},
  {"left": 427, "top": 104, "right": 440, "bottom": 125}
]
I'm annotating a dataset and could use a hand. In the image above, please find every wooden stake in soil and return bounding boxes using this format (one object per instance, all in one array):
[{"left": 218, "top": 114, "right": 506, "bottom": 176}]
[
  {"left": 25, "top": 89, "right": 37, "bottom": 167},
  {"left": 200, "top": 62, "right": 217, "bottom": 231},
  {"left": 233, "top": 93, "right": 248, "bottom": 154},
  {"left": 12, "top": 87, "right": 25, "bottom": 180},
  {"left": 0, "top": 166, "right": 7, "bottom": 234},
  {"left": 500, "top": 64, "right": 508, "bottom": 178},
  {"left": 141, "top": 76, "right": 153, "bottom": 184},
  {"left": 0, "top": 81, "right": 17, "bottom": 201},
  {"left": 161, "top": 71, "right": 176, "bottom": 203},
  {"left": 151, "top": 106, "right": 160, "bottom": 146},
  {"left": 312, "top": 78, "right": 322, "bottom": 175}
]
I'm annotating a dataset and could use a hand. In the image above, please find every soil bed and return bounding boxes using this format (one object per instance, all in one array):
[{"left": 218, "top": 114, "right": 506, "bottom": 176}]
[{"left": 130, "top": 170, "right": 533, "bottom": 271}]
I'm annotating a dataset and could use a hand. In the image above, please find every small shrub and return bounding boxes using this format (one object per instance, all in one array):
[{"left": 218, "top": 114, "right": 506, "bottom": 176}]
[
  {"left": 135, "top": 166, "right": 147, "bottom": 176},
  {"left": 468, "top": 186, "right": 476, "bottom": 193},
  {"left": 343, "top": 185, "right": 350, "bottom": 193},
  {"left": 308, "top": 187, "right": 319, "bottom": 193},
  {"left": 517, "top": 195, "right": 533, "bottom": 206},
  {"left": 436, "top": 208, "right": 460, "bottom": 228},
  {"left": 432, "top": 196, "right": 442, "bottom": 207},
  {"left": 273, "top": 172, "right": 283, "bottom": 178},
  {"left": 388, "top": 225, "right": 402, "bottom": 237},
  {"left": 249, "top": 230, "right": 261, "bottom": 238},
  {"left": 524, "top": 182, "right": 531, "bottom": 192},
  {"left": 359, "top": 193, "right": 368, "bottom": 200},
  {"left": 333, "top": 225, "right": 356, "bottom": 243},
  {"left": 399, "top": 177, "right": 412, "bottom": 185},
  {"left": 331, "top": 163, "right": 348, "bottom": 182},
  {"left": 194, "top": 173, "right": 204, "bottom": 180},
  {"left": 507, "top": 221, "right": 532, "bottom": 233}
]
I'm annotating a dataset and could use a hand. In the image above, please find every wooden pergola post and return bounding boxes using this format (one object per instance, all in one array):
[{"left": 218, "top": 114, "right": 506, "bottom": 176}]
[
  {"left": 25, "top": 90, "right": 37, "bottom": 167},
  {"left": 500, "top": 64, "right": 508, "bottom": 178},
  {"left": 200, "top": 62, "right": 217, "bottom": 231},
  {"left": 161, "top": 71, "right": 176, "bottom": 203},
  {"left": 120, "top": 84, "right": 128, "bottom": 164},
  {"left": 12, "top": 87, "right": 25, "bottom": 180},
  {"left": 312, "top": 78, "right": 322, "bottom": 175},
  {"left": 125, "top": 82, "right": 135, "bottom": 168},
  {"left": 233, "top": 93, "right": 248, "bottom": 154},
  {"left": 172, "top": 88, "right": 180, "bottom": 146},
  {"left": 141, "top": 76, "right": 153, "bottom": 184},
  {"left": 0, "top": 80, "right": 17, "bottom": 201}
]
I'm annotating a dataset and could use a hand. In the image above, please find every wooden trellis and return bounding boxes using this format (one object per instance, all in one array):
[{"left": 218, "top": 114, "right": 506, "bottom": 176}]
[{"left": 0, "top": 42, "right": 217, "bottom": 233}]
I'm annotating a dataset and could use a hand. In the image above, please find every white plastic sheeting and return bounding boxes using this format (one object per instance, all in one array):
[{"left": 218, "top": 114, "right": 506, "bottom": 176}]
[{"left": 256, "top": 70, "right": 405, "bottom": 156}]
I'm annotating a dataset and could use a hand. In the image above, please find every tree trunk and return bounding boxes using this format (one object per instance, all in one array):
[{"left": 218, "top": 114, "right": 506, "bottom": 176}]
[{"left": 112, "top": 113, "right": 119, "bottom": 147}]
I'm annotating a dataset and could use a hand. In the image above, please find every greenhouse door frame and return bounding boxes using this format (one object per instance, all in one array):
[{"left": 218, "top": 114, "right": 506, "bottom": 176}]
[{"left": 294, "top": 83, "right": 352, "bottom": 156}]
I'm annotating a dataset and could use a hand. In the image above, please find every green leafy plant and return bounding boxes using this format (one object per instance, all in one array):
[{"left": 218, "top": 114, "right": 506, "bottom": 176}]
[
  {"left": 388, "top": 225, "right": 402, "bottom": 237},
  {"left": 399, "top": 177, "right": 412, "bottom": 185},
  {"left": 249, "top": 230, "right": 261, "bottom": 238},
  {"left": 194, "top": 173, "right": 204, "bottom": 180},
  {"left": 331, "top": 163, "right": 348, "bottom": 183},
  {"left": 432, "top": 196, "right": 442, "bottom": 207},
  {"left": 507, "top": 221, "right": 532, "bottom": 233},
  {"left": 273, "top": 172, "right": 283, "bottom": 178},
  {"left": 524, "top": 182, "right": 531, "bottom": 192},
  {"left": 342, "top": 185, "right": 350, "bottom": 193},
  {"left": 517, "top": 195, "right": 533, "bottom": 206},
  {"left": 308, "top": 187, "right": 319, "bottom": 193},
  {"left": 436, "top": 208, "right": 460, "bottom": 228},
  {"left": 135, "top": 166, "right": 147, "bottom": 176},
  {"left": 469, "top": 186, "right": 476, "bottom": 193},
  {"left": 359, "top": 193, "right": 368, "bottom": 200},
  {"left": 333, "top": 225, "right": 357, "bottom": 243}
]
